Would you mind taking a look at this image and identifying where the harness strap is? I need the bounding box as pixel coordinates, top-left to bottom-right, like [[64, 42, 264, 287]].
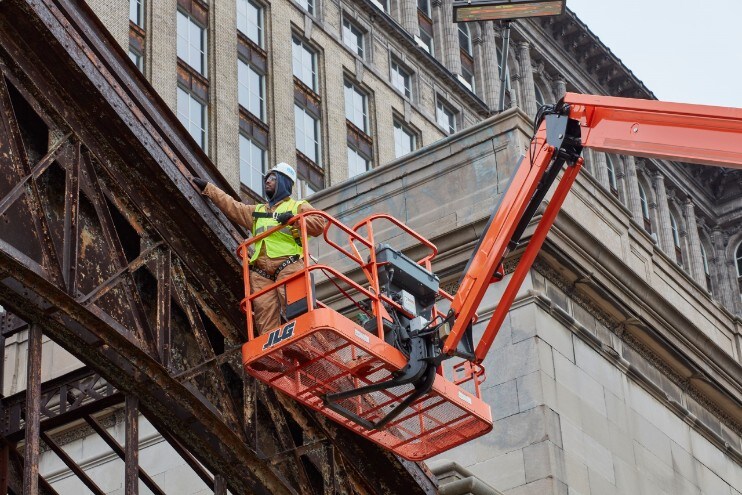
[[252, 212, 274, 219], [250, 255, 301, 282]]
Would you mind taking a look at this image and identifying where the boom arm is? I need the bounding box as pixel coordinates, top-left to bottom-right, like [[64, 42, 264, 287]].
[[443, 92, 742, 363]]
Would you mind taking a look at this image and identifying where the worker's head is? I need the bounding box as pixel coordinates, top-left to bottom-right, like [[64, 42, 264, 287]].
[[264, 162, 296, 206]]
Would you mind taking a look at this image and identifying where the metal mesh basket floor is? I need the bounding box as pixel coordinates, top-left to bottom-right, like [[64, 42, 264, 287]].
[[243, 311, 492, 461]]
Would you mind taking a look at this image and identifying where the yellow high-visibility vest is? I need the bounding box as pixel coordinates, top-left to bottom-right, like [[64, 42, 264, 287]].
[[250, 199, 305, 263]]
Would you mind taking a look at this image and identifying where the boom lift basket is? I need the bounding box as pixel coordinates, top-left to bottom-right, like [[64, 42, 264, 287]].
[[239, 212, 492, 461]]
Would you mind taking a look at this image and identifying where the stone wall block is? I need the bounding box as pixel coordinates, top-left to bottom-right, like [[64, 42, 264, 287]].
[[468, 449, 526, 492], [483, 378, 520, 420], [523, 440, 567, 485], [553, 351, 607, 416]]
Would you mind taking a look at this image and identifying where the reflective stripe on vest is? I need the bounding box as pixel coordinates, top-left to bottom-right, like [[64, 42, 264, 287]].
[[250, 199, 306, 263]]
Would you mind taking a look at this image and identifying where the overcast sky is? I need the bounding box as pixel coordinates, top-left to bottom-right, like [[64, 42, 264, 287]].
[[565, 0, 742, 108]]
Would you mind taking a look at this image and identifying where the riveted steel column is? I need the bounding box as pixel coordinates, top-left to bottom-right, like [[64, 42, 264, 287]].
[[215, 475, 227, 495], [22, 323, 42, 495], [125, 395, 139, 495]]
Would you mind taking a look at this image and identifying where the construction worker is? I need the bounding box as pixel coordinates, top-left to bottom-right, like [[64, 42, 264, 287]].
[[192, 162, 326, 336]]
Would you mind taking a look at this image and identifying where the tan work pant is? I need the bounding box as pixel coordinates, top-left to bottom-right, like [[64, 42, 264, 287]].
[[249, 256, 305, 335]]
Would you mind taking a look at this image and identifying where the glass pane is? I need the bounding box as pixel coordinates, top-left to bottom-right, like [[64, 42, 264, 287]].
[[292, 38, 316, 90], [238, 60, 264, 120], [347, 147, 368, 178], [344, 82, 367, 132], [237, 0, 262, 46], [295, 105, 319, 164], [240, 134, 265, 192], [129, 0, 142, 25], [177, 12, 188, 62], [177, 87, 189, 124], [394, 121, 415, 158]]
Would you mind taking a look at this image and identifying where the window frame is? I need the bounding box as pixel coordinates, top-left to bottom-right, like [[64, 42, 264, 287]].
[[239, 133, 267, 194], [238, 58, 265, 122], [237, 0, 264, 47], [344, 80, 369, 134], [670, 212, 683, 265], [177, 9, 208, 76], [606, 154, 618, 197], [436, 97, 457, 135], [390, 58, 412, 99], [294, 103, 322, 166], [296, 0, 315, 16], [177, 86, 208, 150], [347, 145, 370, 178], [130, 0, 144, 27], [638, 182, 651, 233], [342, 15, 365, 59], [393, 119, 417, 158], [292, 35, 318, 92], [700, 242, 712, 293]]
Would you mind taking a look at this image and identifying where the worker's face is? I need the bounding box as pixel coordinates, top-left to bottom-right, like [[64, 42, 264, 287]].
[[264, 173, 277, 195]]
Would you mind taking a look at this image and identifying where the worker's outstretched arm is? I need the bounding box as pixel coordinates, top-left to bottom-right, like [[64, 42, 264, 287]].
[[200, 182, 256, 230]]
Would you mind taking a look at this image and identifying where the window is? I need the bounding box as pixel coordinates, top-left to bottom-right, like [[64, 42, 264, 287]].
[[177, 87, 207, 149], [342, 16, 364, 58], [292, 36, 317, 91], [436, 98, 457, 134], [700, 243, 712, 293], [295, 104, 321, 165], [606, 155, 618, 196], [458, 24, 472, 56], [391, 59, 412, 99], [130, 0, 144, 27], [670, 213, 682, 265], [238, 59, 264, 121], [417, 0, 430, 16], [394, 120, 416, 158], [128, 48, 144, 71], [177, 11, 207, 75], [417, 30, 434, 54], [370, 0, 388, 12], [417, 3, 434, 55], [496, 45, 511, 91], [237, 0, 263, 47], [296, 180, 316, 200], [535, 85, 545, 109], [347, 146, 369, 178], [296, 0, 314, 15], [458, 23, 475, 91], [639, 183, 651, 233], [344, 81, 368, 133], [735, 242, 742, 297], [239, 134, 266, 192]]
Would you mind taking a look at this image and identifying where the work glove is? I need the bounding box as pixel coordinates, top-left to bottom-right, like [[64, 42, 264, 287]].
[[192, 177, 208, 192], [275, 212, 294, 224]]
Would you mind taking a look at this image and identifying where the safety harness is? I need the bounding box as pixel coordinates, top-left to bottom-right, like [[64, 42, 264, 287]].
[[250, 210, 302, 281]]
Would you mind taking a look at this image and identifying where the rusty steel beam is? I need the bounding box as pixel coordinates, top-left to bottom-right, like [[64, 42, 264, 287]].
[[125, 395, 139, 495], [85, 414, 165, 495], [1, 366, 121, 442], [22, 323, 42, 495], [40, 431, 107, 495]]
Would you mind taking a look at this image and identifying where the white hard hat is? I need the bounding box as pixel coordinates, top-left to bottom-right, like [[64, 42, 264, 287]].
[[266, 162, 297, 184]]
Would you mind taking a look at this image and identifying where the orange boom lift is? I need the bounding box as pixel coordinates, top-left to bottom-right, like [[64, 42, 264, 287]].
[[239, 93, 742, 460]]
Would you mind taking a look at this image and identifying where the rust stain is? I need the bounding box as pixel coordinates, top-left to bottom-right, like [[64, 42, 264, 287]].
[[79, 226, 93, 258]]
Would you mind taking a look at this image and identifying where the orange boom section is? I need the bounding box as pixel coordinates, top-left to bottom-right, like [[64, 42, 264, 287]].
[[238, 212, 492, 461]]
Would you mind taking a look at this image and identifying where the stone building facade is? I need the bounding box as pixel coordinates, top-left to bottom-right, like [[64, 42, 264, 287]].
[[2, 0, 740, 493]]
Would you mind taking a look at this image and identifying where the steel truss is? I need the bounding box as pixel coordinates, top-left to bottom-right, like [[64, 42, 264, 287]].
[[0, 0, 436, 493]]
